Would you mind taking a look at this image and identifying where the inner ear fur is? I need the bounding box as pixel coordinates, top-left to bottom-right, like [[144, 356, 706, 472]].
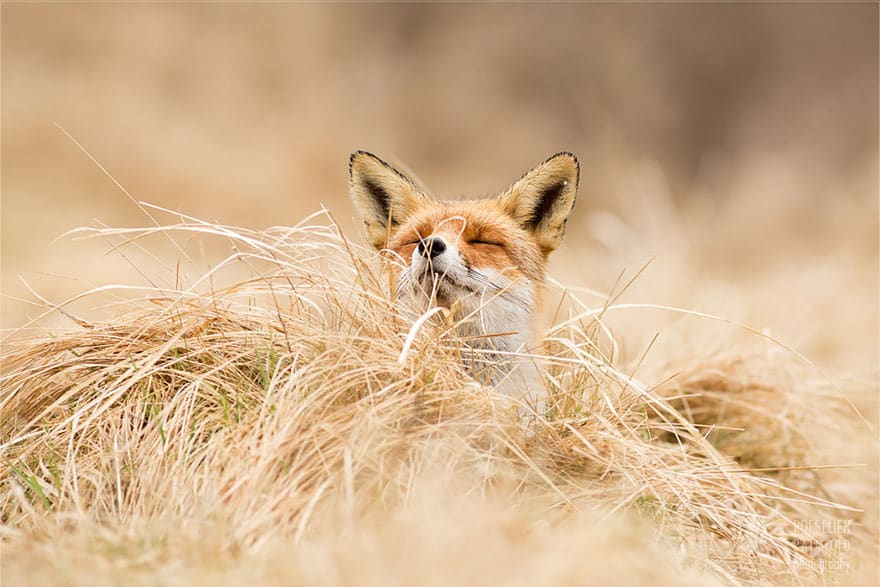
[[349, 151, 427, 249], [497, 152, 579, 256]]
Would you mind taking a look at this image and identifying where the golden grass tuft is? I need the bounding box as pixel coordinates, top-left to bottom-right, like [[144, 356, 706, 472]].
[[1, 211, 875, 585]]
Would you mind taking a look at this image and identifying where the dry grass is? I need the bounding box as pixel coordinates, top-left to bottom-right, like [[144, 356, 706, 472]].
[[1, 4, 875, 585], [2, 210, 875, 585]]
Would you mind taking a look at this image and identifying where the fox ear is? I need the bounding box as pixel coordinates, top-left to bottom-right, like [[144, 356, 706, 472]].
[[349, 151, 427, 250], [498, 152, 579, 255]]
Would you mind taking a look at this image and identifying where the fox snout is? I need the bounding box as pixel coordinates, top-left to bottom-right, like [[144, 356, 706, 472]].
[[416, 236, 447, 259], [412, 234, 456, 281]]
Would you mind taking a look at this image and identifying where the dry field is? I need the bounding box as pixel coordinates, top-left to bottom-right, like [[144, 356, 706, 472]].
[[2, 4, 878, 586]]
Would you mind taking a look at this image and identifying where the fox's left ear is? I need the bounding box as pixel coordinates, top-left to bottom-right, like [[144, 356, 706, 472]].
[[349, 151, 428, 250], [498, 152, 579, 255]]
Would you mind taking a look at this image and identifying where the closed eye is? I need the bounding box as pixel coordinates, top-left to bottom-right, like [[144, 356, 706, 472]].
[[470, 239, 504, 247], [398, 235, 422, 246]]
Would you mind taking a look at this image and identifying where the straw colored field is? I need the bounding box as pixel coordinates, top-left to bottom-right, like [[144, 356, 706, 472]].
[[2, 4, 877, 586]]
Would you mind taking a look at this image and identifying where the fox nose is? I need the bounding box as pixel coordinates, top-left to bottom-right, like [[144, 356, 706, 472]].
[[417, 236, 446, 258]]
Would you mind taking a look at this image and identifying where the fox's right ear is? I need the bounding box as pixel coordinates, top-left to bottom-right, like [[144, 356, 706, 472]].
[[498, 152, 579, 256], [349, 151, 427, 250]]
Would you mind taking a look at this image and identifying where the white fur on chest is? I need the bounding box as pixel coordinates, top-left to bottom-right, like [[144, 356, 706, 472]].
[[396, 248, 544, 407]]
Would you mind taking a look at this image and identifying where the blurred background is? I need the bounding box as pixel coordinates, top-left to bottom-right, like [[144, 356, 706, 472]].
[[2, 3, 877, 376]]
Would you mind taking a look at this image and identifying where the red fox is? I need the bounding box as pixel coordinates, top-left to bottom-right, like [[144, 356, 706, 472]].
[[349, 151, 578, 408]]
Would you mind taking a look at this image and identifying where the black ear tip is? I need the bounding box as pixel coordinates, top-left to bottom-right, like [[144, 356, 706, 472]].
[[349, 150, 379, 173], [545, 152, 579, 187], [546, 151, 578, 167], [348, 149, 375, 167]]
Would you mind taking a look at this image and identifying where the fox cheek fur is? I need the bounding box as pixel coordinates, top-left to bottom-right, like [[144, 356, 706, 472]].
[[348, 150, 578, 403]]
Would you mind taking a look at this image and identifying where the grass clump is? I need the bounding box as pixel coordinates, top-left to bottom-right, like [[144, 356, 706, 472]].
[[1, 210, 874, 586]]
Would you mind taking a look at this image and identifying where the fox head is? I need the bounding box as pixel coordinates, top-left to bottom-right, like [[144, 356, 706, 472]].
[[349, 150, 578, 359]]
